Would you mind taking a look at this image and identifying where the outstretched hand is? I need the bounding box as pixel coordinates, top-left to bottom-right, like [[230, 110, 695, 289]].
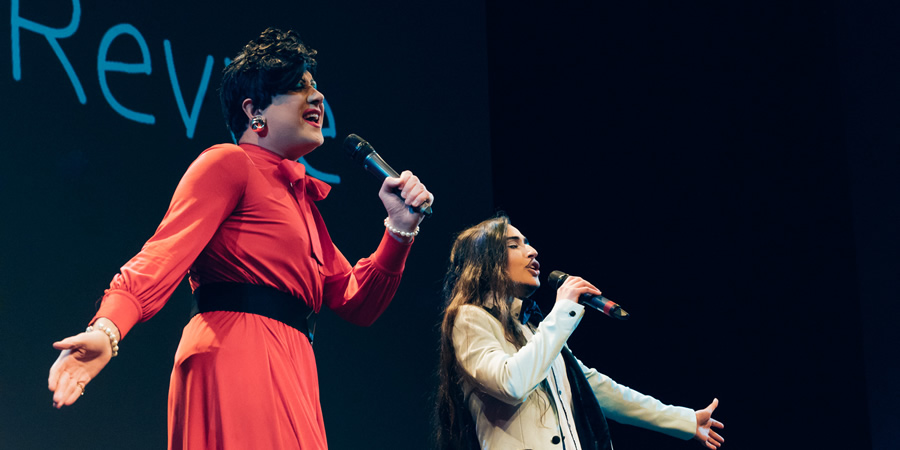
[[694, 398, 725, 449], [48, 330, 113, 409]]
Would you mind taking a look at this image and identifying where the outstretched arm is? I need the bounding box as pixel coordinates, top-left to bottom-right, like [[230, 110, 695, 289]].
[[694, 398, 725, 449], [49, 145, 248, 408]]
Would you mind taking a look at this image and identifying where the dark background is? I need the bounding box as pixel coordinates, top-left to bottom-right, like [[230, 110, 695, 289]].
[[1, 1, 896, 449]]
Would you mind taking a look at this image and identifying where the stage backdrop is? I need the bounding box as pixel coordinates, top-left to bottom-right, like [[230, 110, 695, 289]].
[[487, 2, 895, 450], [3, 1, 899, 450], [0, 1, 491, 448]]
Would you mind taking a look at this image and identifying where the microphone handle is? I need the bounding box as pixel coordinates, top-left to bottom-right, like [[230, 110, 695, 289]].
[[580, 293, 630, 320], [363, 152, 400, 178], [363, 152, 433, 217]]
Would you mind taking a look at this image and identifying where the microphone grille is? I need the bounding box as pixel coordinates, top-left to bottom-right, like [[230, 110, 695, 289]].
[[343, 134, 373, 162], [547, 270, 568, 288]]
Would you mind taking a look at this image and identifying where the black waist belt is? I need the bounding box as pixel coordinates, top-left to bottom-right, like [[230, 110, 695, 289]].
[[191, 282, 317, 344]]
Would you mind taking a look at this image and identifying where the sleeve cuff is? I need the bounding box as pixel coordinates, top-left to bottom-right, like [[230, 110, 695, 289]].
[[539, 300, 584, 336], [372, 229, 413, 274], [92, 290, 143, 339], [548, 300, 585, 321], [673, 406, 699, 440]]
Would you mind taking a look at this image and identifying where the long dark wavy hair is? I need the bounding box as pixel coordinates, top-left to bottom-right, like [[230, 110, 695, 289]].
[[435, 215, 530, 450], [220, 27, 318, 136]]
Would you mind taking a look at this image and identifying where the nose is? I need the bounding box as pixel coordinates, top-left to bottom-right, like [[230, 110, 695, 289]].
[[308, 87, 324, 106], [527, 244, 538, 259]]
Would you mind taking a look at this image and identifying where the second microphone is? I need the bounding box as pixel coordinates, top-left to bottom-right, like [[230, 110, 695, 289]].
[[548, 270, 630, 320]]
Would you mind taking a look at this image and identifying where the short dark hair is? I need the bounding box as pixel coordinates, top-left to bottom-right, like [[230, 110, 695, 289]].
[[220, 27, 318, 136]]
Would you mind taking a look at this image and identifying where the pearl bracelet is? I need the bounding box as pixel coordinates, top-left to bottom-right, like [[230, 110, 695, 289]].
[[384, 217, 419, 238], [87, 323, 119, 357]]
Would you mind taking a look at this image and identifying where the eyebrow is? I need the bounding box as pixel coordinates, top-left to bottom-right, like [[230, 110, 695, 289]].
[[506, 236, 529, 245]]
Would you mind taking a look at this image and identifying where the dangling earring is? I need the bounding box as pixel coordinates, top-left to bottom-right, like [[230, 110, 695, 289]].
[[250, 115, 266, 133]]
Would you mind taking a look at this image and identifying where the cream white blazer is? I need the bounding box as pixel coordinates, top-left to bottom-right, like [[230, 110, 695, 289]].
[[452, 299, 696, 449]]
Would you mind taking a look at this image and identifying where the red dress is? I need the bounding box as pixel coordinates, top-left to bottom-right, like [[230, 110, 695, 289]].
[[93, 143, 412, 449]]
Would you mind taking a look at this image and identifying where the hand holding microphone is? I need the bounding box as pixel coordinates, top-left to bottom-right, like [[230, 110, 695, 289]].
[[548, 270, 630, 320], [344, 134, 433, 217]]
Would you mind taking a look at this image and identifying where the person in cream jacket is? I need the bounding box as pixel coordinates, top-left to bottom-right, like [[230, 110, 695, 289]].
[[436, 216, 724, 450]]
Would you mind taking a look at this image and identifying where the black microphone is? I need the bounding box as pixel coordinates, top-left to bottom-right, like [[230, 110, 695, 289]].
[[343, 134, 433, 217], [547, 270, 630, 320]]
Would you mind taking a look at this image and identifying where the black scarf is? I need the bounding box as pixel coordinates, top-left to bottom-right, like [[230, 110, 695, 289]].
[[520, 298, 613, 450]]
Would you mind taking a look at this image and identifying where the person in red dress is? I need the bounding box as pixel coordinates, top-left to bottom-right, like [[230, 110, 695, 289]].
[[47, 27, 433, 449]]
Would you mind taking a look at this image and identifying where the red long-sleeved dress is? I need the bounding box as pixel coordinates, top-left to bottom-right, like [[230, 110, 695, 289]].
[[93, 143, 412, 449]]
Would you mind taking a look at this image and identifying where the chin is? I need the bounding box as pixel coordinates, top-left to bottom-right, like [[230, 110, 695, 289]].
[[515, 282, 540, 298]]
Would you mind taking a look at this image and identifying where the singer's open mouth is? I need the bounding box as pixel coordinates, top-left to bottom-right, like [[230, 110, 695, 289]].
[[303, 109, 321, 127]]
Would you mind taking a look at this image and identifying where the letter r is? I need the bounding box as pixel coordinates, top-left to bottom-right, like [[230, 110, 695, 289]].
[[11, 0, 86, 103]]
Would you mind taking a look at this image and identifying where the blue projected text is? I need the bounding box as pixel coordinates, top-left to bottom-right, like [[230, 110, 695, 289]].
[[10, 0, 340, 182]]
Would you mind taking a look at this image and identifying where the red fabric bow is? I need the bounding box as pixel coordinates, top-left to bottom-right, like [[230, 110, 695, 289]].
[[277, 159, 331, 265]]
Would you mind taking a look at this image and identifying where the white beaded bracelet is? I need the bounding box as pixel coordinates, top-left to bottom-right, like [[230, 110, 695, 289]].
[[87, 324, 119, 357], [384, 217, 419, 238]]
